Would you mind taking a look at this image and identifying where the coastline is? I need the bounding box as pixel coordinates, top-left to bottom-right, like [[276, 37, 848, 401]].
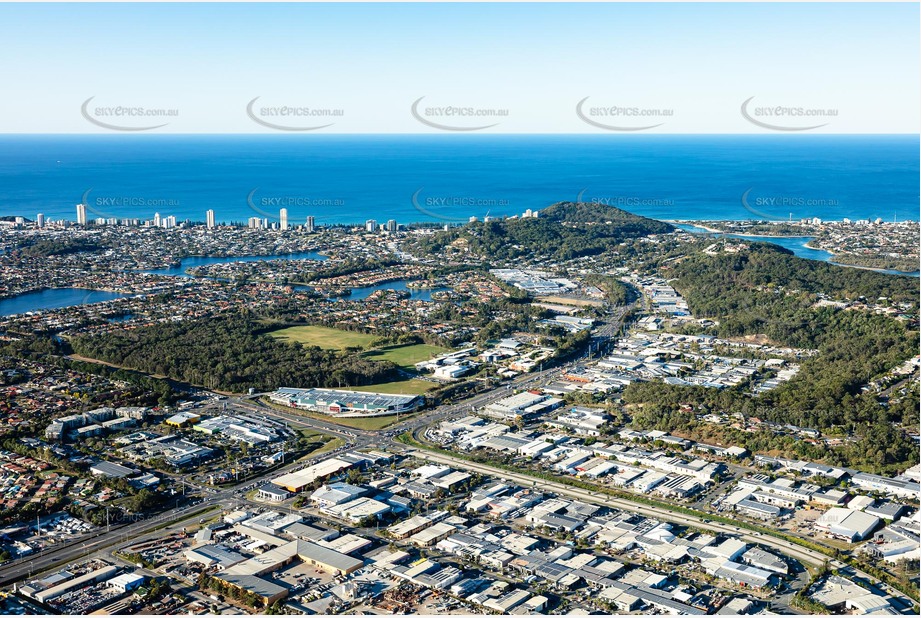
[[802, 240, 919, 274], [670, 221, 812, 238], [675, 222, 920, 277]]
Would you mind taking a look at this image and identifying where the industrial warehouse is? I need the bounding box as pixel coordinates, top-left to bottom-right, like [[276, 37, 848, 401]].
[[211, 539, 364, 605], [268, 388, 423, 418]]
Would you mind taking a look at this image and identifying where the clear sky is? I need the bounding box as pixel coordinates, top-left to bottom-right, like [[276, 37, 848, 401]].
[[0, 2, 917, 133]]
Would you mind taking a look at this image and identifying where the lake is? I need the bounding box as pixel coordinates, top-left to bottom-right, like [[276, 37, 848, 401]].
[[0, 288, 130, 317], [141, 251, 328, 277]]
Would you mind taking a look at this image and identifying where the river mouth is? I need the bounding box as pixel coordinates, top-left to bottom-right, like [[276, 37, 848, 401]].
[[676, 224, 920, 277]]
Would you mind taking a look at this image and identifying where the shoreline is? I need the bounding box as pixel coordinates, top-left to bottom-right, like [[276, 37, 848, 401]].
[[676, 222, 920, 276], [670, 221, 814, 238], [803, 240, 920, 274]]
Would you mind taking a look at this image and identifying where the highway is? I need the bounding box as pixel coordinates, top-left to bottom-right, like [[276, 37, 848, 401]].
[[408, 447, 831, 569], [0, 501, 214, 588], [404, 446, 917, 608], [6, 308, 909, 608], [0, 313, 621, 587], [0, 430, 353, 588]]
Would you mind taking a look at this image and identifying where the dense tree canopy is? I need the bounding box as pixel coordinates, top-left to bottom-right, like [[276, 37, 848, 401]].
[[623, 244, 920, 473], [406, 202, 673, 261], [15, 237, 104, 257], [71, 314, 399, 393]]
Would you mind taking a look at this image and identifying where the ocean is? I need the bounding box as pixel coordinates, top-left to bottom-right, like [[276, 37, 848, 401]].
[[0, 135, 917, 226]]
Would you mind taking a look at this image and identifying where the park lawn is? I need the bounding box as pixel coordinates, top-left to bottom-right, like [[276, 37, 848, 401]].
[[361, 343, 449, 368], [343, 378, 437, 395], [269, 325, 378, 350]]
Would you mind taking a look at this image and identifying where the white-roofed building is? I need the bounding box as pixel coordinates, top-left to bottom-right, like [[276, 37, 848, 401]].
[[815, 508, 880, 542]]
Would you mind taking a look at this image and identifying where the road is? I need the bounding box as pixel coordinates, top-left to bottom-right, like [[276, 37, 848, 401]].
[[407, 447, 833, 570], [0, 312, 626, 587], [406, 446, 916, 608], [0, 428, 353, 588], [6, 309, 909, 608], [0, 501, 212, 587]]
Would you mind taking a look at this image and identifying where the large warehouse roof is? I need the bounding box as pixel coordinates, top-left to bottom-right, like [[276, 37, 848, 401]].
[[816, 508, 880, 541], [272, 458, 354, 492], [224, 539, 362, 577], [271, 387, 420, 412], [213, 573, 287, 601]]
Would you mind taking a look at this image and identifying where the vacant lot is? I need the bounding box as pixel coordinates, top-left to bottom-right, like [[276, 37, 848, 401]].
[[344, 378, 437, 395], [312, 413, 420, 431], [269, 325, 378, 350], [297, 430, 344, 460], [362, 343, 449, 368], [271, 326, 449, 371]]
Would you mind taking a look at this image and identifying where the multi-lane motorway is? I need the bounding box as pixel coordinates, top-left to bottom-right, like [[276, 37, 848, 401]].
[[0, 312, 618, 588], [2, 310, 910, 610]]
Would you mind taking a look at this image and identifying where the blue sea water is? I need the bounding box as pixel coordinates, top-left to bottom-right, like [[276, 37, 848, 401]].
[[0, 135, 917, 225]]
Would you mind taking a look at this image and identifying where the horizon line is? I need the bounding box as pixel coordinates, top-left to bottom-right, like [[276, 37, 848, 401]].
[[0, 132, 918, 138]]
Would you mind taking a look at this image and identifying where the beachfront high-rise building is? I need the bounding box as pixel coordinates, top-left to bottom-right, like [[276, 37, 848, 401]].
[[206, 209, 215, 229], [153, 212, 162, 227], [365, 219, 377, 232], [76, 203, 87, 225], [163, 215, 177, 229], [386, 219, 398, 232], [36, 213, 45, 228], [279, 208, 289, 230], [305, 216, 315, 233], [248, 216, 263, 229]]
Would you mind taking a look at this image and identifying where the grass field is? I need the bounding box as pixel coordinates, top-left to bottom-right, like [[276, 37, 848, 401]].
[[270, 327, 448, 369], [311, 413, 418, 431], [343, 378, 437, 395], [361, 343, 449, 368], [269, 325, 378, 350]]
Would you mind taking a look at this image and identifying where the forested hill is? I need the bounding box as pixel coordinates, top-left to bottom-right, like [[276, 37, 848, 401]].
[[405, 202, 673, 261], [623, 242, 919, 473], [539, 201, 674, 229], [665, 242, 919, 320]]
